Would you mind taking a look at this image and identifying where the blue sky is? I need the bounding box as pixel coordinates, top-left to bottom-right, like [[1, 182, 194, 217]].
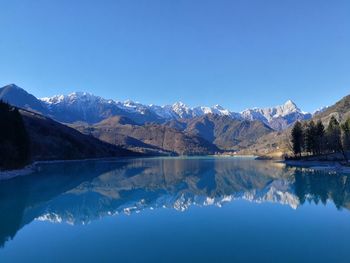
[[1, 0, 349, 112]]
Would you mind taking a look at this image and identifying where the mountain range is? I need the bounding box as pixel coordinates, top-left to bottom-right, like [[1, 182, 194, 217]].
[[0, 84, 312, 130], [1, 83, 339, 160]]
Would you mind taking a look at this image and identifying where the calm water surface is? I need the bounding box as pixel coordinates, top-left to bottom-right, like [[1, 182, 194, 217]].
[[1, 157, 350, 263]]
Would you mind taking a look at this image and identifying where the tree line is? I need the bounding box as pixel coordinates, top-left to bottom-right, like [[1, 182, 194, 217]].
[[291, 116, 350, 161]]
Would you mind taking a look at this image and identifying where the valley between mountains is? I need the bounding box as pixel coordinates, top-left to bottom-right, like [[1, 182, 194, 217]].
[[1, 83, 346, 169]]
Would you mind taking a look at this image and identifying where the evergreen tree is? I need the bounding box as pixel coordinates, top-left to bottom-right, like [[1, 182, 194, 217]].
[[341, 118, 350, 151], [304, 121, 317, 155], [326, 116, 342, 153], [325, 116, 348, 161], [315, 120, 325, 155], [291, 121, 304, 157]]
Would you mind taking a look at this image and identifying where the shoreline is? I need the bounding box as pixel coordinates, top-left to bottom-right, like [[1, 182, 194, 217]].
[[0, 156, 145, 181], [3, 155, 348, 182], [0, 164, 36, 181], [282, 160, 350, 174], [0, 154, 259, 181]]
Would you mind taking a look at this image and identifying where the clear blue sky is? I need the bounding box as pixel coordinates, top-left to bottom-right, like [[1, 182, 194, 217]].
[[1, 0, 349, 112]]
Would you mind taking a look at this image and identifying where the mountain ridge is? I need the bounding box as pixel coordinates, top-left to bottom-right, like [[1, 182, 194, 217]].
[[0, 84, 311, 130], [0, 84, 327, 159], [72, 115, 220, 155], [39, 92, 312, 130]]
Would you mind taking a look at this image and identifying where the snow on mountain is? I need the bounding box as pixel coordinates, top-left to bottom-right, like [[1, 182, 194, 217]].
[[148, 104, 175, 119], [40, 92, 123, 123], [39, 92, 310, 129], [241, 100, 312, 130], [171, 101, 193, 118], [115, 99, 151, 115], [194, 104, 233, 117], [242, 100, 300, 121], [128, 101, 237, 120], [149, 102, 241, 120], [42, 91, 113, 108], [313, 105, 329, 115]]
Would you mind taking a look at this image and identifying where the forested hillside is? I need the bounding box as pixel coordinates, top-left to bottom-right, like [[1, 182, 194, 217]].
[[0, 101, 30, 169]]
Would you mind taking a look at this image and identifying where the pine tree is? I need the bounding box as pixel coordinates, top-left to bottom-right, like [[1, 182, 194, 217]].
[[315, 120, 325, 155], [326, 116, 342, 153], [291, 121, 304, 157], [341, 118, 350, 151], [305, 121, 317, 155]]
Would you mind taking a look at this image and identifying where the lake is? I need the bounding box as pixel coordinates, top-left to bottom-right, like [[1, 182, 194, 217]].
[[0, 156, 350, 263]]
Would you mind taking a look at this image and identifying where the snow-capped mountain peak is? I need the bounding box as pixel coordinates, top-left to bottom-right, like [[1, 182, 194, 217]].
[[284, 99, 296, 106], [214, 104, 224, 110], [41, 91, 106, 105], [240, 99, 311, 130], [171, 102, 192, 118], [40, 94, 65, 104], [115, 99, 151, 115], [192, 104, 231, 117], [172, 101, 190, 111], [278, 100, 300, 115], [38, 90, 310, 130]]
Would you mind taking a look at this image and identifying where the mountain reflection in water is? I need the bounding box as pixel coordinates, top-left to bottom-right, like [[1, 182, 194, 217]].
[[0, 157, 349, 247]]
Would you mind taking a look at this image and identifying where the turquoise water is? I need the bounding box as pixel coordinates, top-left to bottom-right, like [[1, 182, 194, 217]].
[[1, 157, 350, 263]]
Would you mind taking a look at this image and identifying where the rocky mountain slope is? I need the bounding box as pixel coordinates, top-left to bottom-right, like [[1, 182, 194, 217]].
[[20, 109, 138, 162], [313, 94, 350, 123], [73, 116, 219, 155], [183, 114, 274, 151], [72, 113, 274, 154]]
